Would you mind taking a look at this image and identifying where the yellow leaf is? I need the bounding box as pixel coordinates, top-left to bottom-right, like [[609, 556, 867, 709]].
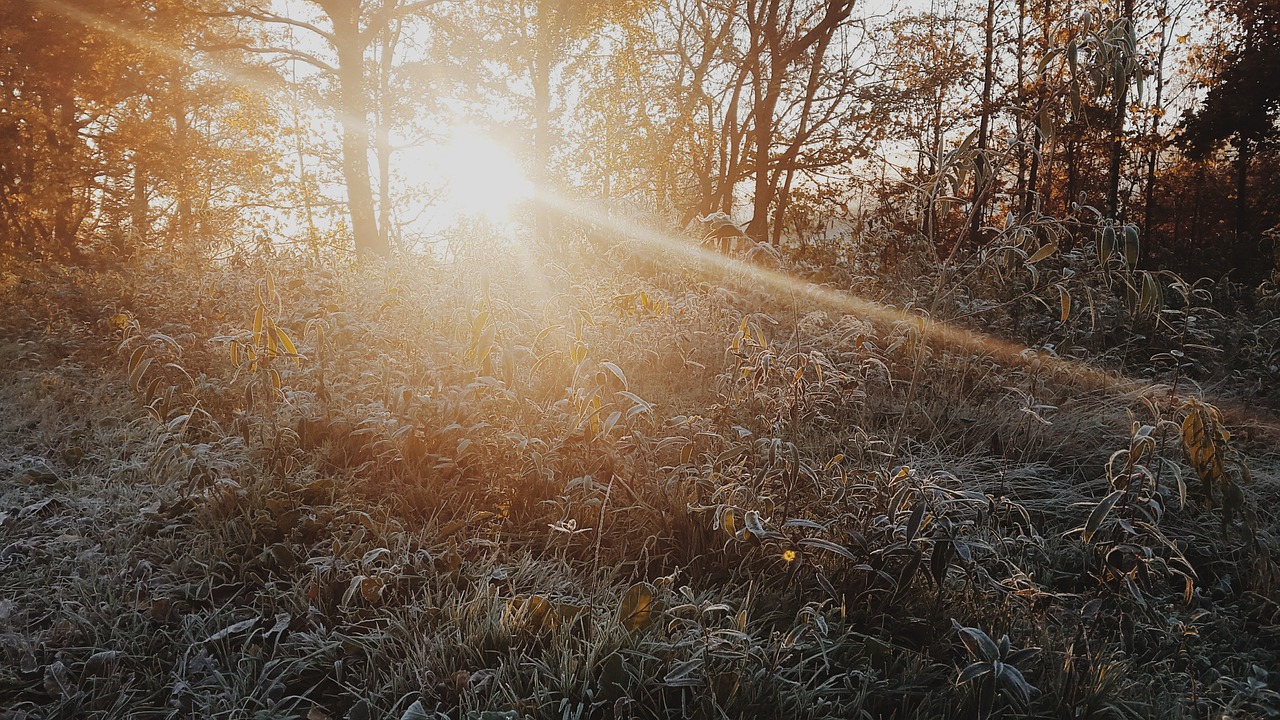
[[722, 507, 737, 538], [129, 357, 153, 393], [359, 575, 384, 603], [277, 327, 298, 361], [503, 595, 554, 635], [618, 582, 660, 631], [253, 304, 264, 345], [1027, 243, 1058, 264]]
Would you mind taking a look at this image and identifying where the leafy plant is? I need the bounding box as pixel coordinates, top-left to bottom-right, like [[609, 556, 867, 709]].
[[954, 622, 1041, 720]]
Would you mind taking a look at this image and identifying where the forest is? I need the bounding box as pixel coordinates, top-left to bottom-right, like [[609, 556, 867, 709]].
[[1, 0, 1279, 718]]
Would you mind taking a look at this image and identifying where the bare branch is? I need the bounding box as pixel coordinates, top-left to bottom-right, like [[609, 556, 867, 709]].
[[360, 0, 448, 45], [204, 5, 337, 44], [199, 41, 338, 75]]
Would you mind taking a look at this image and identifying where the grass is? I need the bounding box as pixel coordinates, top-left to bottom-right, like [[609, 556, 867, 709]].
[[0, 232, 1278, 719]]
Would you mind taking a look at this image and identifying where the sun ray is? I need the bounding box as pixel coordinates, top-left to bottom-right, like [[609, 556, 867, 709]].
[[535, 190, 1280, 435], [38, 0, 293, 100]]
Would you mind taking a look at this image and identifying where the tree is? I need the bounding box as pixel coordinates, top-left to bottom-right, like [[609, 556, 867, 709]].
[[450, 0, 649, 247], [740, 0, 858, 243], [0, 0, 278, 259], [1179, 0, 1280, 278], [204, 0, 446, 257], [0, 0, 126, 257]]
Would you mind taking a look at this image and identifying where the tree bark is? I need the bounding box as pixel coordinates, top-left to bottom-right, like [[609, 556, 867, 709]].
[[375, 22, 398, 252], [1233, 135, 1252, 276], [1141, 0, 1168, 241], [746, 0, 782, 243], [328, 2, 387, 258], [532, 35, 553, 248], [1105, 0, 1134, 219], [969, 0, 997, 245], [131, 156, 149, 248]]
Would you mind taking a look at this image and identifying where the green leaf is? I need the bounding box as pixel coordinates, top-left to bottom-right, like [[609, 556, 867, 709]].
[[957, 625, 999, 661], [204, 617, 257, 643], [399, 700, 436, 720], [128, 345, 146, 375], [930, 541, 954, 585], [1123, 225, 1140, 268], [1001, 664, 1037, 707], [958, 662, 993, 684], [743, 509, 768, 538], [1098, 225, 1116, 265], [347, 700, 371, 720], [1007, 647, 1041, 665], [903, 503, 925, 544], [798, 537, 857, 562], [1139, 272, 1162, 315], [1083, 489, 1125, 544]]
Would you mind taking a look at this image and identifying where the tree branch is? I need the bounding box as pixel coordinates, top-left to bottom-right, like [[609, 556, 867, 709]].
[[204, 6, 337, 44], [198, 41, 339, 75]]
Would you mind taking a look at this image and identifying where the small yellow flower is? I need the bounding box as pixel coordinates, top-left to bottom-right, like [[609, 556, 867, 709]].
[[782, 549, 798, 563]]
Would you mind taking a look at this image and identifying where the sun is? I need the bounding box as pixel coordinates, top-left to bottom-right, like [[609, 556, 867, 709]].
[[437, 126, 532, 223]]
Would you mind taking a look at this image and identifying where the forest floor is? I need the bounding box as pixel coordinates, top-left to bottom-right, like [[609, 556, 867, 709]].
[[1, 243, 1279, 720]]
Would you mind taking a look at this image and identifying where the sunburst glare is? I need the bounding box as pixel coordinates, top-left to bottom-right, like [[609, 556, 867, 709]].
[[436, 126, 532, 224]]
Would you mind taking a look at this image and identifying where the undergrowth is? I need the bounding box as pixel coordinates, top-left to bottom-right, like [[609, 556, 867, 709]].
[[0, 233, 1278, 720]]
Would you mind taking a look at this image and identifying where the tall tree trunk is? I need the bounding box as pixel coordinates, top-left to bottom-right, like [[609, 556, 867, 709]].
[[51, 100, 83, 260], [1105, 0, 1134, 219], [375, 22, 398, 252], [969, 0, 997, 245], [330, 6, 387, 258], [287, 66, 318, 256], [174, 107, 193, 242], [1014, 0, 1028, 207], [532, 34, 553, 248], [1141, 0, 1168, 241], [746, 0, 782, 243], [716, 62, 750, 214], [1024, 0, 1052, 215], [1233, 135, 1252, 276], [772, 26, 834, 247], [926, 41, 946, 244], [131, 156, 148, 249]]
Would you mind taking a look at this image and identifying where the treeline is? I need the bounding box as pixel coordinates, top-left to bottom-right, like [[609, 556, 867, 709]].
[[1, 0, 1277, 280]]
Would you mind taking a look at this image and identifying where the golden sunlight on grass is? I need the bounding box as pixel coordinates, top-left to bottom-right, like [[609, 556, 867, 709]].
[[543, 192, 1280, 437], [7, 0, 1280, 716]]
